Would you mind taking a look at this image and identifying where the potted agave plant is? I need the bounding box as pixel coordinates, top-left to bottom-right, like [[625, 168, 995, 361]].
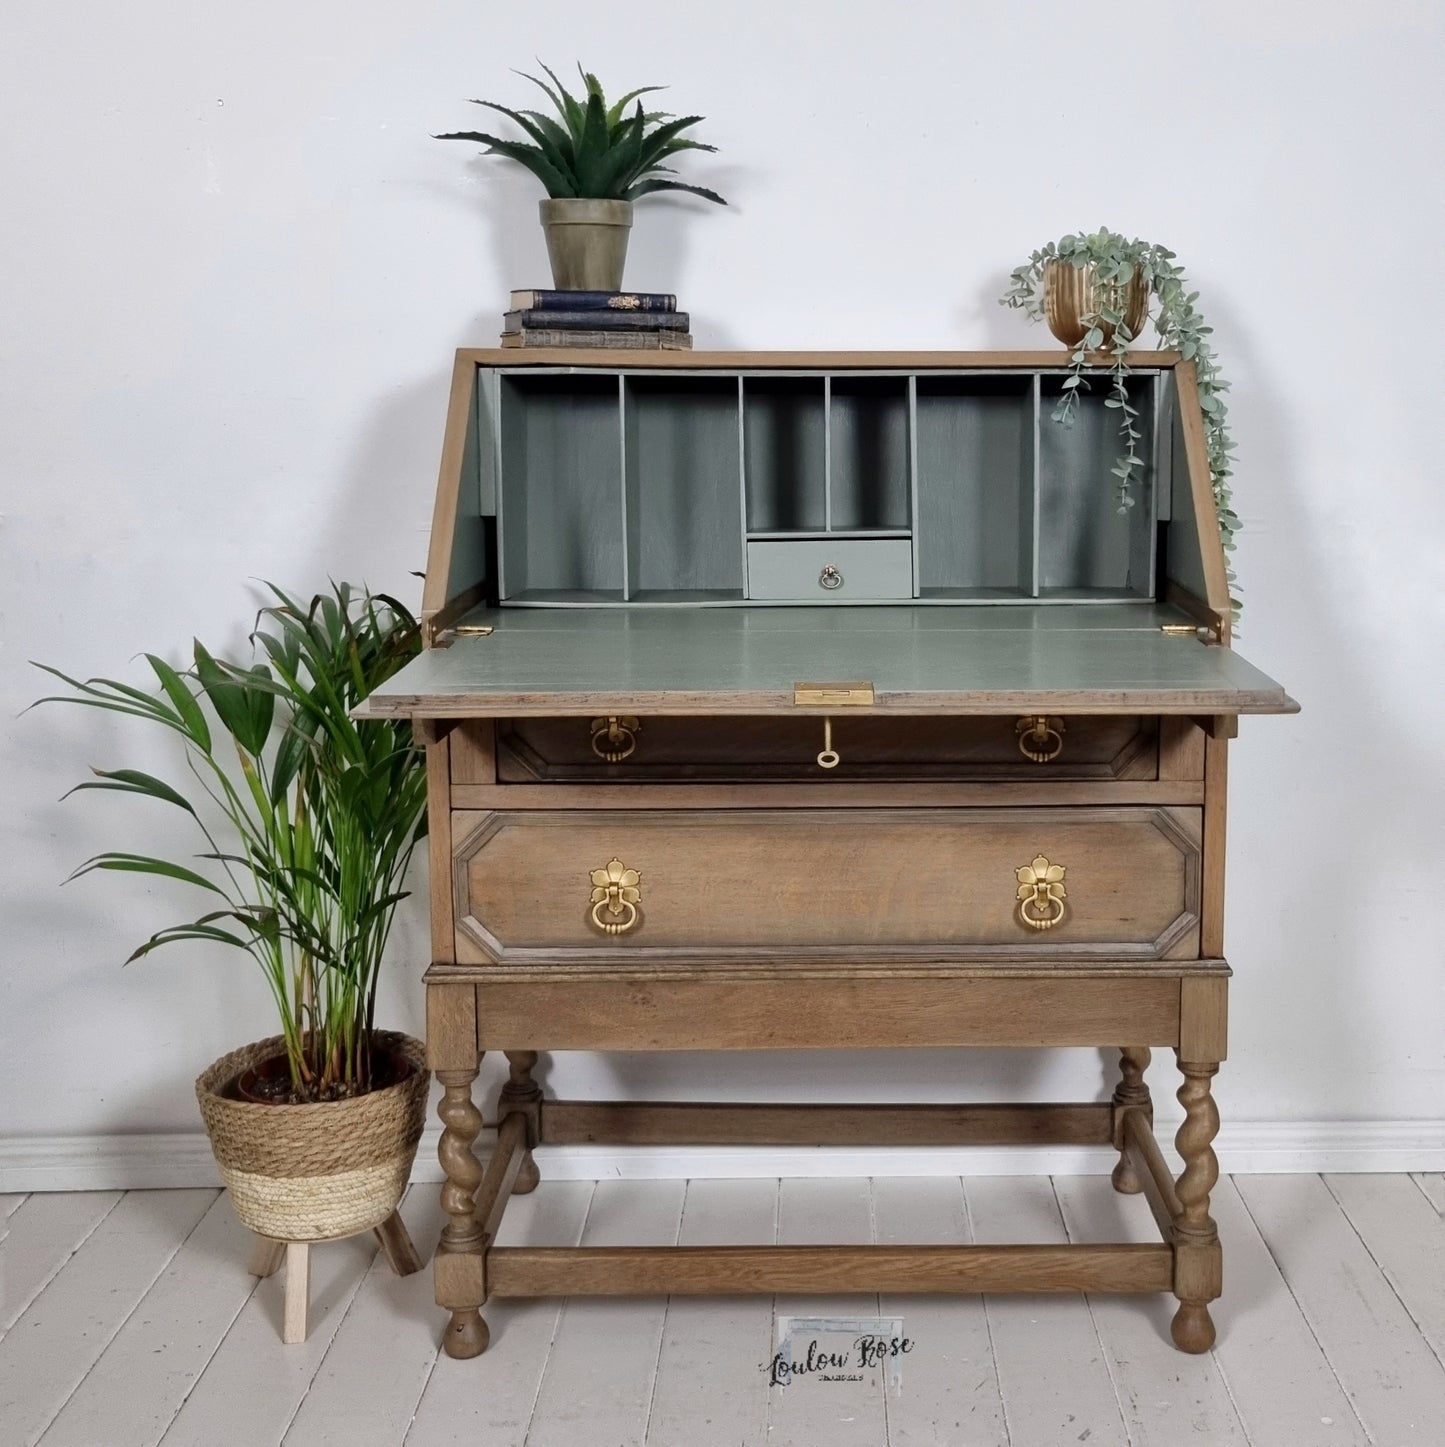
[[1001, 228, 1242, 616], [436, 62, 726, 291], [34, 583, 430, 1246]]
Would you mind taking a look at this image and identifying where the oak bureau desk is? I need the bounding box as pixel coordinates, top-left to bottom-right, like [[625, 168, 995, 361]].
[[359, 348, 1297, 1360]]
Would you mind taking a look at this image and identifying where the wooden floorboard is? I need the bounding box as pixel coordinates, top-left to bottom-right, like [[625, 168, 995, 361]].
[[1326, 1174, 1445, 1371], [645, 1177, 776, 1446], [0, 1189, 216, 1447], [157, 1218, 379, 1446], [1207, 1179, 1368, 1446], [8, 1174, 1445, 1445], [766, 1176, 888, 1447], [521, 1178, 685, 1447], [281, 1188, 446, 1447], [37, 1193, 257, 1447], [1, 1190, 121, 1336], [965, 1174, 1128, 1447], [875, 1175, 1008, 1447], [1235, 1173, 1445, 1447], [1053, 1173, 1248, 1444], [1411, 1173, 1445, 1215], [403, 1179, 595, 1447]]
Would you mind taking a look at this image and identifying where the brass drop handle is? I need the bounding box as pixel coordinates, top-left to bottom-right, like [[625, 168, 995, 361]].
[[1016, 715, 1066, 763], [589, 857, 642, 935], [816, 716, 840, 769], [1016, 854, 1068, 931], [590, 715, 641, 763], [819, 564, 844, 591]]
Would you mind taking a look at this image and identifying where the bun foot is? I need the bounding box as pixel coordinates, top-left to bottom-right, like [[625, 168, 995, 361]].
[[1171, 1301, 1216, 1354], [444, 1308, 490, 1359], [514, 1152, 541, 1195], [1111, 1156, 1143, 1194]]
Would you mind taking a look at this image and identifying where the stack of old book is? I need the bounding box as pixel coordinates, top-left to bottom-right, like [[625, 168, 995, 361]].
[[501, 289, 692, 349]]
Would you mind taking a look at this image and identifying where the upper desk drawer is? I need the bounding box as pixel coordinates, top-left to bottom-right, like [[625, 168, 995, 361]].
[[494, 715, 1159, 783]]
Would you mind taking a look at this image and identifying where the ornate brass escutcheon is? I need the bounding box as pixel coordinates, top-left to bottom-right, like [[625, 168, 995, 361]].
[[590, 715, 641, 763], [1016, 714, 1066, 763], [588, 857, 642, 935], [1015, 854, 1068, 931]]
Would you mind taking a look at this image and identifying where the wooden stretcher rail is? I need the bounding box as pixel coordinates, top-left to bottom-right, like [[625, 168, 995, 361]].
[[473, 1112, 526, 1246], [485, 1243, 1176, 1296], [1123, 1106, 1184, 1243], [539, 1100, 1115, 1147]]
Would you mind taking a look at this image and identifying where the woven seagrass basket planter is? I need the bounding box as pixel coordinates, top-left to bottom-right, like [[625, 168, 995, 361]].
[[196, 1031, 429, 1242]]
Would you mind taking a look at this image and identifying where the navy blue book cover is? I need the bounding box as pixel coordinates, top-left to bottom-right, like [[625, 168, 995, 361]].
[[509, 289, 678, 312], [504, 309, 689, 332]]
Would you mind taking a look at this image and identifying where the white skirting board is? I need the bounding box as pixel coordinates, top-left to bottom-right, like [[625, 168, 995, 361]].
[[2, 1121, 1444, 1192]]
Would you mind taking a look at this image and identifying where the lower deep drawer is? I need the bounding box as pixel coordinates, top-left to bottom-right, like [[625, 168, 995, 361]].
[[452, 806, 1201, 964]]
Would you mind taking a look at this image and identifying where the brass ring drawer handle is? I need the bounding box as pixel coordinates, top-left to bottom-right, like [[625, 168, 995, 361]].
[[819, 565, 844, 591], [590, 715, 641, 763], [1016, 715, 1066, 763], [1016, 854, 1068, 931], [589, 858, 642, 935]]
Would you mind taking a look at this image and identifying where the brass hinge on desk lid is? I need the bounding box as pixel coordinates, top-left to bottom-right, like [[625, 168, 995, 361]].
[[422, 618, 493, 648], [793, 681, 875, 706], [1161, 623, 1219, 642]]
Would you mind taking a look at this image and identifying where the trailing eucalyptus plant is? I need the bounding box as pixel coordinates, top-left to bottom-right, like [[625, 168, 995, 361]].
[[435, 61, 726, 205], [1001, 229, 1241, 613], [32, 583, 427, 1102]]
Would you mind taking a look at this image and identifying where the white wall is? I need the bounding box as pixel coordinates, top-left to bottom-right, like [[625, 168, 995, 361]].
[[3, 1, 1444, 1182]]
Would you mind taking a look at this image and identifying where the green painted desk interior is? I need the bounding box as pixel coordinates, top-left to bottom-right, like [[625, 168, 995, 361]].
[[364, 603, 1296, 717]]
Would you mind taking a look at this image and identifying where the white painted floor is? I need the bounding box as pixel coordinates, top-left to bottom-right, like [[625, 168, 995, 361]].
[[2, 1173, 1444, 1446]]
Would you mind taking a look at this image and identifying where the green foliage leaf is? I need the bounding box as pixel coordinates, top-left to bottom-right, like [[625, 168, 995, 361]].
[[67, 851, 225, 894], [624, 178, 727, 205], [439, 64, 723, 203], [431, 131, 577, 197], [192, 641, 269, 755], [64, 768, 197, 816], [145, 655, 210, 752]]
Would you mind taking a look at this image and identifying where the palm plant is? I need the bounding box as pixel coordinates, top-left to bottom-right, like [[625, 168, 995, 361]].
[[435, 61, 726, 205], [33, 583, 428, 1101]]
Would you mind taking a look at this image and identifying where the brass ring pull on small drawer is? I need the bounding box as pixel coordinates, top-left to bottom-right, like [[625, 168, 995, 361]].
[[1016, 854, 1068, 931], [819, 564, 843, 591], [589, 858, 642, 935], [590, 715, 641, 763], [1016, 715, 1066, 763]]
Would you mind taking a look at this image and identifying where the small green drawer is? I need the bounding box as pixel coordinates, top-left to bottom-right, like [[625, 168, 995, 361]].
[[746, 538, 914, 601]]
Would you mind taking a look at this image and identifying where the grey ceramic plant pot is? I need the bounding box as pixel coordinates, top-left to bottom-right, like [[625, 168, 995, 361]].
[[539, 198, 633, 291]]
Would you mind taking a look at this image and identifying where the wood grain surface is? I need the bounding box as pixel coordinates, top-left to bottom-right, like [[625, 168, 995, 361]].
[[453, 805, 1201, 963]]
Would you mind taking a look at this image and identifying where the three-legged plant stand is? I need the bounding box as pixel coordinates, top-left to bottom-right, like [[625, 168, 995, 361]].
[[247, 1210, 422, 1344]]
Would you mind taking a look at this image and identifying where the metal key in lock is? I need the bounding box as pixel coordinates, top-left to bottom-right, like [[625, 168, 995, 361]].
[[816, 716, 840, 769]]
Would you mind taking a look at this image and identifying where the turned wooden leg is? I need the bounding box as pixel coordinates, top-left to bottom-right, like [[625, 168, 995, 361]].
[[373, 1209, 423, 1276], [1110, 1045, 1153, 1194], [1171, 1057, 1222, 1353], [501, 1049, 542, 1194], [247, 1235, 285, 1279], [436, 1064, 489, 1358], [282, 1242, 310, 1344]]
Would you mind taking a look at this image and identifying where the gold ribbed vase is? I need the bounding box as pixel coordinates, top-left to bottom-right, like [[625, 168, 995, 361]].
[[1043, 259, 1149, 349]]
